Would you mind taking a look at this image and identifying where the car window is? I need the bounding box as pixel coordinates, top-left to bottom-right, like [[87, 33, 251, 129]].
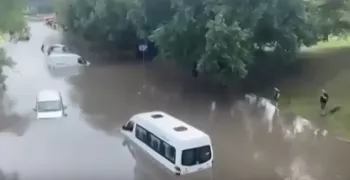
[[37, 100, 62, 112]]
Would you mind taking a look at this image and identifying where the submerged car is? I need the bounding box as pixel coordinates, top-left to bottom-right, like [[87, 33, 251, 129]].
[[33, 89, 67, 119]]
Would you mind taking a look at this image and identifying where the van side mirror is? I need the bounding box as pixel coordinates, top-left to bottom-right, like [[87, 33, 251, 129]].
[[122, 125, 128, 130], [78, 58, 86, 65], [32, 108, 36, 112]]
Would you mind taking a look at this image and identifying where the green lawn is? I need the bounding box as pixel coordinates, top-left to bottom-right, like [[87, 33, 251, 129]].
[[278, 38, 350, 138]]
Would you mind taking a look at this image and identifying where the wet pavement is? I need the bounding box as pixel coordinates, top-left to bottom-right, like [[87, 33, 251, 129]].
[[0, 22, 349, 180]]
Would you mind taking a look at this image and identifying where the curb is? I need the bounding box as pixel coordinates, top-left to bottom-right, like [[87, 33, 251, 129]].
[[335, 137, 350, 143]]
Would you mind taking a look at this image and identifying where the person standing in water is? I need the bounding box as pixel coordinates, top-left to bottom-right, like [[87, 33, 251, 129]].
[[273, 87, 280, 106], [320, 89, 329, 116]]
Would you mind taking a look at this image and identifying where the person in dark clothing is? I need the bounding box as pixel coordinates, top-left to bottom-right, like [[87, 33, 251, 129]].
[[273, 87, 280, 106], [320, 89, 329, 116], [9, 31, 14, 41], [192, 62, 198, 78]]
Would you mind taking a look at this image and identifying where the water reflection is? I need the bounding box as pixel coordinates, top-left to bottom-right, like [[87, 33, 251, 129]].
[[0, 170, 18, 180]]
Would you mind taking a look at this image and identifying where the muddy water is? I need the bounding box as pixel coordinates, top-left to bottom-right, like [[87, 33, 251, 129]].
[[0, 22, 348, 180]]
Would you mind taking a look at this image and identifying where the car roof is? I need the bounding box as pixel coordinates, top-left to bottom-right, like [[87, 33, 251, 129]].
[[133, 111, 209, 141], [37, 89, 61, 102]]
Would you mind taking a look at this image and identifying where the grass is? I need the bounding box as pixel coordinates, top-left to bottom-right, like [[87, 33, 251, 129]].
[[277, 37, 350, 138]]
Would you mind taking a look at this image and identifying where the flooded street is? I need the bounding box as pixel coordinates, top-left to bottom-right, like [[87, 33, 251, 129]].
[[0, 22, 349, 180]]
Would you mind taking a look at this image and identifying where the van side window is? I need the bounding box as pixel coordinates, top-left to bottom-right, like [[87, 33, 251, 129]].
[[136, 125, 148, 143], [135, 125, 176, 164], [150, 134, 161, 152], [162, 142, 176, 163]]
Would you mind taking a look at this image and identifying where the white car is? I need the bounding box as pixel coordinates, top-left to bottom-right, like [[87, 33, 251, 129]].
[[33, 89, 67, 119]]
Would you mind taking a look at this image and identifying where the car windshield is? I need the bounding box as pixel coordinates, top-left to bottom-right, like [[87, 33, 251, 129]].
[[37, 100, 62, 112], [181, 145, 212, 166]]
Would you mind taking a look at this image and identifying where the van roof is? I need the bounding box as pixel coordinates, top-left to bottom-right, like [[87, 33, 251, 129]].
[[51, 44, 65, 48], [50, 53, 80, 58], [133, 111, 209, 141], [37, 89, 61, 102]]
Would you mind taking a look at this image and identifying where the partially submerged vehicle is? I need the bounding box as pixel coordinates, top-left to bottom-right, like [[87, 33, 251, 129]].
[[121, 111, 214, 176], [41, 44, 90, 78], [33, 89, 67, 119]]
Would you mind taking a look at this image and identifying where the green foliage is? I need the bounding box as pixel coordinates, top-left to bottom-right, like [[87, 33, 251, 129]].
[[0, 0, 26, 32], [55, 0, 138, 49], [0, 0, 22, 87], [55, 0, 350, 82], [0, 49, 15, 89]]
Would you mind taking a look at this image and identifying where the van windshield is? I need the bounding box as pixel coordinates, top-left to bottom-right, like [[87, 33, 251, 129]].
[[37, 100, 62, 112], [181, 145, 212, 166]]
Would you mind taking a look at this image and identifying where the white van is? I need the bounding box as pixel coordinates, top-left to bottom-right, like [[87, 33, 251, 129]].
[[46, 53, 90, 69], [33, 89, 67, 119], [121, 111, 214, 176]]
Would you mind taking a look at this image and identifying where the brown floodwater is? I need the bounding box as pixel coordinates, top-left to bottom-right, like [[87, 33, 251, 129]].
[[0, 22, 348, 180]]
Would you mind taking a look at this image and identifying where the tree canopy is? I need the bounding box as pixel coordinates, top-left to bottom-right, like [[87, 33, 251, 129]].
[[55, 0, 350, 82], [0, 0, 26, 33]]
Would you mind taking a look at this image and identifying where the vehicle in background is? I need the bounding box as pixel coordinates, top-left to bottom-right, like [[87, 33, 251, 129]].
[[44, 17, 57, 29], [33, 89, 67, 119], [121, 111, 214, 176]]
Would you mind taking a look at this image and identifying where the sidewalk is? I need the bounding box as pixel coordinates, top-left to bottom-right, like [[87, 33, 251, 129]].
[[335, 137, 350, 143]]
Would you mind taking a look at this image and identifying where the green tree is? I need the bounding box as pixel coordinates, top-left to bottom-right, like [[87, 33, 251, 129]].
[[55, 0, 137, 49], [126, 0, 175, 38], [0, 0, 26, 33], [148, 0, 324, 82], [55, 0, 350, 83], [0, 0, 22, 89]]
